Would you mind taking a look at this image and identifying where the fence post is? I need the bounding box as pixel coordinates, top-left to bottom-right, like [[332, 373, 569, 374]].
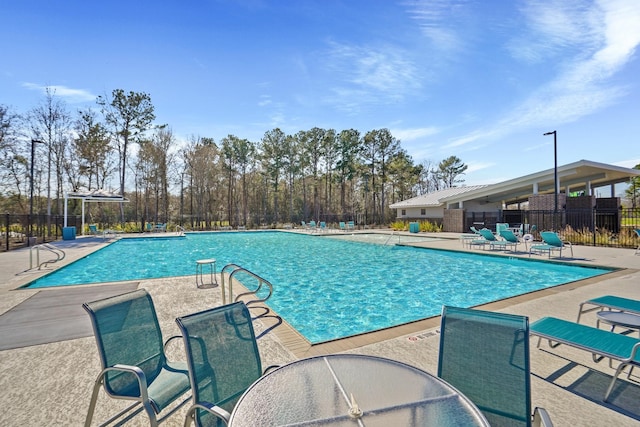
[[4, 213, 8, 252], [592, 207, 597, 246]]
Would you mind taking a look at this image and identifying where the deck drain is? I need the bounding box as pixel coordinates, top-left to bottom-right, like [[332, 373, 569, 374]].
[[407, 330, 438, 342]]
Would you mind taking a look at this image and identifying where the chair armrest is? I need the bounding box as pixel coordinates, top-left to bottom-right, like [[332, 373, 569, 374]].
[[104, 364, 150, 401], [184, 402, 231, 426], [533, 407, 553, 427], [163, 335, 185, 361]]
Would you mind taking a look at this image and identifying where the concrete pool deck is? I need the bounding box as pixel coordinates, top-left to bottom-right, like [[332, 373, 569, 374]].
[[0, 231, 639, 426]]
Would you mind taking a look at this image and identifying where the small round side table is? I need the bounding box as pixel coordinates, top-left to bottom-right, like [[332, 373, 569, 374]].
[[195, 258, 217, 288]]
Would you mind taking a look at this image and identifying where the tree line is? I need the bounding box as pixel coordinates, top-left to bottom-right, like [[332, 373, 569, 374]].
[[0, 88, 470, 229]]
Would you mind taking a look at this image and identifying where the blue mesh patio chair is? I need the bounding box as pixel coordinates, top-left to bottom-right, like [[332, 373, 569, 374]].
[[438, 306, 552, 427], [634, 228, 640, 255], [83, 289, 191, 427], [176, 302, 278, 427]]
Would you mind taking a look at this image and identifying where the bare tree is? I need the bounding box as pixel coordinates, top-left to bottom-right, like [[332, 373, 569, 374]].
[[97, 89, 155, 221], [28, 87, 72, 217]]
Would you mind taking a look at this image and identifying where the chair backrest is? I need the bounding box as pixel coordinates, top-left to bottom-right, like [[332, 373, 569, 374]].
[[496, 223, 509, 236], [83, 289, 166, 397], [634, 228, 640, 238], [89, 224, 98, 233], [438, 306, 532, 427], [176, 302, 263, 426], [500, 229, 519, 243], [540, 231, 563, 247], [478, 228, 497, 241], [470, 226, 480, 234]]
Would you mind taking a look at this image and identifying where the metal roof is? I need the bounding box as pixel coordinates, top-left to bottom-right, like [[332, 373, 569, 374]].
[[389, 185, 488, 208]]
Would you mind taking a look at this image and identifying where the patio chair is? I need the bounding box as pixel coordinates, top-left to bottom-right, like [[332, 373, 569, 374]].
[[175, 302, 277, 427], [635, 228, 640, 255], [88, 224, 100, 236], [339, 221, 346, 231], [438, 306, 552, 427], [83, 289, 191, 427], [529, 231, 573, 258], [531, 316, 640, 402]]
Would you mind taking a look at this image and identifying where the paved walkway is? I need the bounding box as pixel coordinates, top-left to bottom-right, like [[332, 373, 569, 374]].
[[0, 232, 639, 426]]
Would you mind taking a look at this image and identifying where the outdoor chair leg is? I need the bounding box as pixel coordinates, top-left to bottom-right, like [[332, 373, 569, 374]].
[[84, 377, 103, 427]]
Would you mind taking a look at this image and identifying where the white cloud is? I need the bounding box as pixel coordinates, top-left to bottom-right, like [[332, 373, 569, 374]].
[[613, 158, 640, 169], [465, 161, 495, 174], [22, 83, 96, 103], [446, 0, 640, 149], [391, 126, 440, 141], [323, 41, 422, 111], [258, 95, 272, 107], [403, 0, 469, 53]]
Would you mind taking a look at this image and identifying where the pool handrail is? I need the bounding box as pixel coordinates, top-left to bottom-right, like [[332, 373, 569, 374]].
[[29, 243, 66, 270], [220, 263, 281, 338]]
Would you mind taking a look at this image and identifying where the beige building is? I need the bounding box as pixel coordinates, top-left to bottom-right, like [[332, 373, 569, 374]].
[[390, 159, 640, 233]]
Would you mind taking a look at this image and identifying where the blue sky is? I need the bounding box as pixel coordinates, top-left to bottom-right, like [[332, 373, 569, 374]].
[[2, 0, 639, 189]]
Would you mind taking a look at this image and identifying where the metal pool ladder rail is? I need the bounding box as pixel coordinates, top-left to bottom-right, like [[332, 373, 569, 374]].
[[220, 263, 282, 338], [29, 243, 66, 270]]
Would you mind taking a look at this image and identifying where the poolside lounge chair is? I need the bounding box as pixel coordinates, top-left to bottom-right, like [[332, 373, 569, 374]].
[[635, 229, 640, 255], [154, 223, 167, 232], [346, 220, 355, 231], [499, 229, 521, 252], [83, 289, 191, 427], [530, 316, 640, 402], [460, 227, 481, 247], [339, 221, 346, 232], [577, 295, 640, 322], [477, 228, 516, 251], [496, 222, 509, 236], [529, 231, 573, 258], [175, 302, 277, 427], [88, 224, 100, 236], [438, 306, 552, 426]]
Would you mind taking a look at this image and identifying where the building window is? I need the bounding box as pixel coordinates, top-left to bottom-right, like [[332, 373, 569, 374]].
[[401, 209, 406, 216], [421, 208, 426, 216]]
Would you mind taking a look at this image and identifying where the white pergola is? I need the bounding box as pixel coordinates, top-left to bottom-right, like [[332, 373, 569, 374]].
[[64, 190, 129, 235]]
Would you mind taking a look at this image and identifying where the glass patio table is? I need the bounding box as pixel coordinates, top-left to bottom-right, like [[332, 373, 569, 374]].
[[229, 354, 490, 426]]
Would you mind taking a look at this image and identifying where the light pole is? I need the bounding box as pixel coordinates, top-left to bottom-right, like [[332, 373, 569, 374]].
[[543, 130, 558, 229], [29, 139, 45, 246]]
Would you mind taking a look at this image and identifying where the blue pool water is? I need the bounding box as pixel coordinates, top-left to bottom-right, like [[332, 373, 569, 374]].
[[27, 232, 610, 343]]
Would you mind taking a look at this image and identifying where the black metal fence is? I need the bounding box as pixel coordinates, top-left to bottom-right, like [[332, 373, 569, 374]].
[[465, 207, 640, 249], [3, 207, 639, 252], [1, 214, 84, 252]]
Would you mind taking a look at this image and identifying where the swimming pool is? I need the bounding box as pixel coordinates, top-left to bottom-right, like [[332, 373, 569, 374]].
[[27, 232, 610, 343]]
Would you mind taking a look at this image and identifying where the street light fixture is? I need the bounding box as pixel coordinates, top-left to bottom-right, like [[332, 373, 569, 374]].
[[28, 139, 45, 246], [543, 130, 558, 229]]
